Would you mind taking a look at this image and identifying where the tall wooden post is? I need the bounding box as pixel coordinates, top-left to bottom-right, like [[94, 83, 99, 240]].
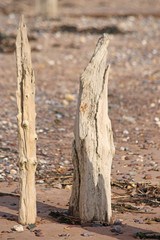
[[69, 34, 115, 223], [16, 16, 37, 225], [36, 0, 58, 18]]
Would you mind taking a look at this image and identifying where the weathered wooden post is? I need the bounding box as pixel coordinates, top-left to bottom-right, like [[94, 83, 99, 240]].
[[69, 34, 115, 223], [36, 0, 58, 18], [16, 15, 37, 225]]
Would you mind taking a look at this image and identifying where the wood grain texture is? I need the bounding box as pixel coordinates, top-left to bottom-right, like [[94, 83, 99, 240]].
[[69, 34, 115, 223], [16, 15, 37, 225]]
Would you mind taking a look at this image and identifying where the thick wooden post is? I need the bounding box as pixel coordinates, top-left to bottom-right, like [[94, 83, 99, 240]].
[[36, 0, 58, 18], [16, 16, 37, 225], [69, 34, 115, 223]]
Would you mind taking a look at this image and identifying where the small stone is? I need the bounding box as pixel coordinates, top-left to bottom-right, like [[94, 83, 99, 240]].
[[81, 232, 94, 237], [64, 160, 70, 164], [62, 100, 69, 106], [47, 59, 55, 66], [12, 225, 24, 232], [123, 116, 135, 123], [38, 129, 44, 133], [134, 219, 144, 224], [150, 103, 156, 108], [149, 161, 156, 167], [53, 184, 62, 189], [39, 159, 47, 164], [144, 174, 152, 180], [0, 174, 4, 179], [59, 233, 70, 237], [65, 185, 72, 190], [56, 114, 63, 119], [114, 220, 122, 225], [65, 94, 76, 101], [121, 156, 129, 161], [92, 222, 103, 227], [10, 169, 17, 175], [58, 128, 65, 132], [129, 171, 136, 176], [154, 117, 159, 122], [156, 176, 160, 179], [111, 225, 123, 234], [36, 180, 44, 184], [123, 130, 129, 135], [7, 174, 14, 180], [120, 147, 129, 151], [27, 224, 37, 230], [143, 207, 151, 213], [34, 229, 44, 237]]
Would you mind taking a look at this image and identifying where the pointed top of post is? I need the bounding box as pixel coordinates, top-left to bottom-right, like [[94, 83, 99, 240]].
[[16, 14, 32, 74], [91, 34, 109, 62], [16, 14, 28, 44], [18, 15, 25, 29]]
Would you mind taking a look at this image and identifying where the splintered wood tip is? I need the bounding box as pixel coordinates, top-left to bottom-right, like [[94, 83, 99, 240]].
[[19, 15, 25, 29]]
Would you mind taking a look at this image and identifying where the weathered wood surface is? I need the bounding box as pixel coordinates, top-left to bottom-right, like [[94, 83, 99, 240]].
[[36, 0, 58, 18], [69, 34, 115, 223], [16, 16, 37, 225]]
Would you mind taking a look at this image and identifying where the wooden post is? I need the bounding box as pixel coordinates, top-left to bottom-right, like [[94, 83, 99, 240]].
[[36, 0, 58, 18], [16, 16, 37, 225], [69, 34, 115, 223]]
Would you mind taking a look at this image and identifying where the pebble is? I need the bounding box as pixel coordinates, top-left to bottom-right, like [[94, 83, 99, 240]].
[[111, 225, 123, 234], [59, 233, 70, 237], [81, 232, 94, 237], [10, 169, 17, 175], [7, 174, 14, 180], [121, 155, 129, 161], [120, 147, 129, 151], [154, 117, 159, 122], [92, 222, 103, 227], [149, 161, 156, 167], [53, 184, 62, 189], [27, 224, 37, 230], [58, 128, 65, 132], [114, 220, 122, 225], [12, 225, 24, 232], [36, 180, 44, 184], [123, 130, 129, 135], [65, 185, 72, 190], [34, 229, 44, 237], [134, 219, 144, 224], [39, 159, 47, 164], [64, 160, 70, 164], [65, 94, 76, 101], [123, 116, 135, 123], [56, 114, 63, 119], [150, 103, 156, 108], [144, 174, 152, 180], [129, 171, 137, 176], [62, 100, 69, 106]]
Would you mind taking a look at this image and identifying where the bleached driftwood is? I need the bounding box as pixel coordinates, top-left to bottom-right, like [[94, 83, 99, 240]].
[[69, 34, 115, 223], [36, 0, 58, 18], [16, 16, 37, 225]]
